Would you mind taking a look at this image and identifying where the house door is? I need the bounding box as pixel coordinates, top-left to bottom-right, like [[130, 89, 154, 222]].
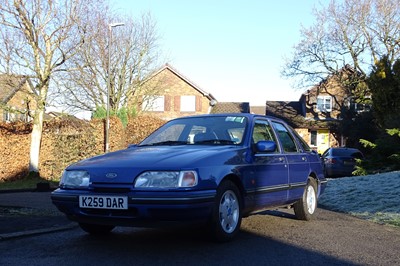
[[317, 130, 330, 154]]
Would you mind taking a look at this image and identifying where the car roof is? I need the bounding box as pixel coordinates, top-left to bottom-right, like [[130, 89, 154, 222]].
[[328, 147, 363, 157], [171, 113, 283, 122], [330, 147, 360, 151]]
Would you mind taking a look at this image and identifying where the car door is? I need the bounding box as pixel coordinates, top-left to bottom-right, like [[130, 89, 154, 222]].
[[251, 119, 289, 207], [270, 121, 310, 201]]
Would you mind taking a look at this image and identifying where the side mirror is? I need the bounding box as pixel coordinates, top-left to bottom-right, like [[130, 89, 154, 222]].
[[256, 140, 277, 153]]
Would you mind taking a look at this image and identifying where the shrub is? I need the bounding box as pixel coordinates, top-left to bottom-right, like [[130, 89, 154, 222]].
[[0, 115, 166, 182], [357, 129, 400, 174]]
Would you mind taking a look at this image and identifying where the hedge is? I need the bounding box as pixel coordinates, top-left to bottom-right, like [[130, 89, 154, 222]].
[[0, 115, 165, 182]]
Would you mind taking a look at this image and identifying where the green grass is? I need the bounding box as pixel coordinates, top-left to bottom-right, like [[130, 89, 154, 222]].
[[0, 175, 59, 191]]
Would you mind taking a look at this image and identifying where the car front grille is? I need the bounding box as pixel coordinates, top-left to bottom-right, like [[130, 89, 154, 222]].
[[92, 187, 131, 193], [81, 208, 138, 218]]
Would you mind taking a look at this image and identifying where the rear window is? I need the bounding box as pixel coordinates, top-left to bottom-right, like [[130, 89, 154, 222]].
[[332, 149, 363, 158]]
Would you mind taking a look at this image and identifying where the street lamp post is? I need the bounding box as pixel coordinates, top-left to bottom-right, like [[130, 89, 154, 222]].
[[106, 22, 124, 153]]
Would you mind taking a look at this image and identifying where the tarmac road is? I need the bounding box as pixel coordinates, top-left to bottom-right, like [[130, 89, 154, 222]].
[[0, 192, 400, 265], [0, 191, 74, 239]]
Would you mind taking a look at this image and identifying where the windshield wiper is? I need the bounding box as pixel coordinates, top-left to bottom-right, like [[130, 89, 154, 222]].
[[139, 141, 188, 146], [194, 139, 235, 145]]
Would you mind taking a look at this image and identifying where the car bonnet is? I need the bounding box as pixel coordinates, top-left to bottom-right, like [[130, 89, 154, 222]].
[[66, 145, 236, 183]]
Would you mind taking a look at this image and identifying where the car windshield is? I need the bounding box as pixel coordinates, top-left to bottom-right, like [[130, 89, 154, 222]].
[[139, 115, 247, 146]]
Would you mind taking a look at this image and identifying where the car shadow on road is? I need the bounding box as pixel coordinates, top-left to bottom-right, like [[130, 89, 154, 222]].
[[69, 220, 357, 265], [255, 208, 299, 220]]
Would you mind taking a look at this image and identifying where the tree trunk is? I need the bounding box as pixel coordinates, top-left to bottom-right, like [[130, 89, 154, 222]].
[[0, 0, 99, 175], [29, 107, 44, 173], [29, 85, 47, 173]]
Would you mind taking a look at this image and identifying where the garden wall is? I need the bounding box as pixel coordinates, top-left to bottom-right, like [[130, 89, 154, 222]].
[[0, 115, 165, 182]]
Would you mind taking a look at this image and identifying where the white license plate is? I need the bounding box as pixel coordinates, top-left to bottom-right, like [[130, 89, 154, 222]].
[[79, 195, 128, 210]]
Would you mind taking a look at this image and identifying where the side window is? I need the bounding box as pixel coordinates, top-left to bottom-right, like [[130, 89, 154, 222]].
[[252, 120, 277, 146], [271, 122, 298, 153], [290, 127, 311, 152]]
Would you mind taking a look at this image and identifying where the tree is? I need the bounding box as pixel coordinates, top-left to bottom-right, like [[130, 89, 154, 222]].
[[345, 57, 400, 173], [0, 0, 100, 173], [53, 12, 161, 117], [282, 0, 400, 94], [367, 56, 400, 128]]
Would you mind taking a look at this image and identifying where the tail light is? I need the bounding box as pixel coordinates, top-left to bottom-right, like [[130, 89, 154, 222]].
[[325, 158, 337, 164]]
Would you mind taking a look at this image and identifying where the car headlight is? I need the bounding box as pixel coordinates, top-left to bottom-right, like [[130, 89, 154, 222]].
[[134, 171, 198, 188], [60, 170, 90, 189]]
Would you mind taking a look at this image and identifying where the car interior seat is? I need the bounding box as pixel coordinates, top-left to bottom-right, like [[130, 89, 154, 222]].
[[194, 132, 215, 143]]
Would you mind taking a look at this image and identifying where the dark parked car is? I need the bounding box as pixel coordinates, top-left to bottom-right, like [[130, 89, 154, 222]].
[[51, 113, 327, 242], [322, 147, 364, 178]]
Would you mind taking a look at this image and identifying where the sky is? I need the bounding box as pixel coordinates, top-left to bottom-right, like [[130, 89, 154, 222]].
[[110, 0, 328, 106]]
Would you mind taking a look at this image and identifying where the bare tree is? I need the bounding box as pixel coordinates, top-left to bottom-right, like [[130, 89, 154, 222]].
[[54, 12, 161, 116], [0, 0, 99, 173], [282, 0, 400, 90]]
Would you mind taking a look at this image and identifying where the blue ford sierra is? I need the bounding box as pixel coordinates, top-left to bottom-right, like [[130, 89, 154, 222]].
[[51, 113, 327, 242]]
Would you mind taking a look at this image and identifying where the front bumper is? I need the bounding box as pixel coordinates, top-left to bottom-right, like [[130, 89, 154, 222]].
[[51, 189, 216, 227]]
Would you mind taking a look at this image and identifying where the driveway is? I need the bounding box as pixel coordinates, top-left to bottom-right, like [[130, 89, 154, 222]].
[[239, 208, 400, 265], [0, 207, 399, 265]]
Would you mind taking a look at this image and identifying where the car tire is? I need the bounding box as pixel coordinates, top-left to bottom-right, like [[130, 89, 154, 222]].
[[294, 178, 318, 221], [79, 223, 115, 235], [210, 180, 242, 242]]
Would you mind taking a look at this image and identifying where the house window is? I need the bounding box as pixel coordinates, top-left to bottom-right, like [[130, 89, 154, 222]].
[[349, 98, 371, 113], [3, 111, 10, 122], [2, 108, 32, 122], [316, 96, 332, 112], [21, 112, 29, 122], [180, 95, 196, 112], [142, 95, 165, 111], [310, 131, 317, 146], [354, 103, 371, 112]]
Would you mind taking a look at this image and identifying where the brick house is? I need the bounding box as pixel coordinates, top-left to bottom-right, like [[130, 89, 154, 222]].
[[134, 64, 217, 120], [0, 74, 36, 122], [266, 67, 370, 154]]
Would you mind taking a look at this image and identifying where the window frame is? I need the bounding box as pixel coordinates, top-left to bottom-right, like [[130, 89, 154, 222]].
[[271, 121, 299, 153], [180, 95, 196, 112], [142, 95, 165, 112], [310, 130, 317, 146], [316, 95, 332, 112]]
